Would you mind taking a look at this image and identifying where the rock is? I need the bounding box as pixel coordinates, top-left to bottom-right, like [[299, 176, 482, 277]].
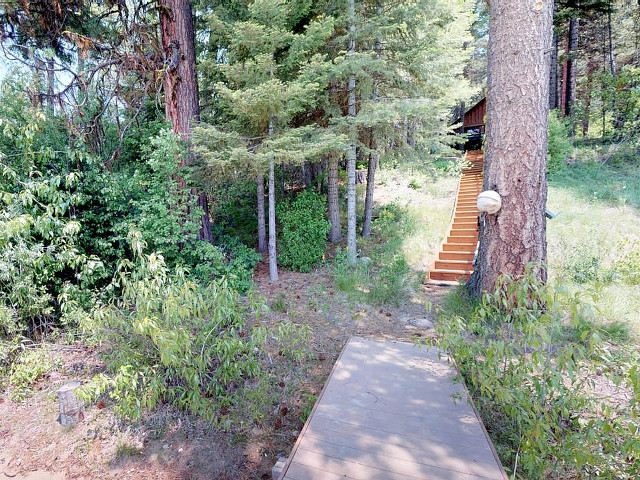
[[272, 456, 287, 480], [358, 256, 373, 266], [405, 317, 434, 329], [57, 381, 84, 426]]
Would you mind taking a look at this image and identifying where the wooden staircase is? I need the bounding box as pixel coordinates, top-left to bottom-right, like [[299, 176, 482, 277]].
[[428, 151, 484, 284]]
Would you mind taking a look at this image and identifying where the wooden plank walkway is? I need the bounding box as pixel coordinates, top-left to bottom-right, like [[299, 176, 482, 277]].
[[279, 337, 508, 480], [428, 150, 484, 284]]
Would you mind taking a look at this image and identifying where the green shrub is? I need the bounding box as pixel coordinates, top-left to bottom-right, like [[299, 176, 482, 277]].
[[277, 191, 330, 272], [434, 268, 639, 479], [547, 110, 572, 173], [368, 255, 412, 306], [79, 232, 309, 428], [8, 346, 55, 401], [615, 238, 640, 285]]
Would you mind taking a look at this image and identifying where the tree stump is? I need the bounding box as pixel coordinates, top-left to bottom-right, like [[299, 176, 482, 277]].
[[57, 381, 84, 426]]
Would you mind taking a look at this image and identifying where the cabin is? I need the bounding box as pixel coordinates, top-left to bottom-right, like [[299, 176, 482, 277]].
[[452, 97, 486, 150]]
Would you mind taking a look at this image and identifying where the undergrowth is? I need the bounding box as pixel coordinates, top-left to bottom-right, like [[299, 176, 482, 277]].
[[79, 232, 311, 430], [332, 204, 417, 307], [434, 268, 639, 479]]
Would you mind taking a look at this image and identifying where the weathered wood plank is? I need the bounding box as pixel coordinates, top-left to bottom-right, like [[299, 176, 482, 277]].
[[280, 337, 507, 480]]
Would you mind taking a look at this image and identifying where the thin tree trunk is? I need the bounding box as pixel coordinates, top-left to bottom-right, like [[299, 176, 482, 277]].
[[608, 6, 617, 76], [346, 0, 357, 264], [268, 116, 278, 281], [361, 150, 378, 237], [46, 58, 55, 113], [549, 31, 559, 110], [560, 29, 569, 117], [362, 14, 381, 239], [327, 155, 342, 243], [565, 17, 579, 135], [582, 57, 596, 137], [467, 0, 552, 296], [257, 174, 267, 253]]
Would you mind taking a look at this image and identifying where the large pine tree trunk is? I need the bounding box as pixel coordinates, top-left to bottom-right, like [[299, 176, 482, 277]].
[[257, 174, 267, 253], [467, 0, 552, 296], [327, 155, 342, 243], [159, 0, 213, 243], [346, 0, 357, 264]]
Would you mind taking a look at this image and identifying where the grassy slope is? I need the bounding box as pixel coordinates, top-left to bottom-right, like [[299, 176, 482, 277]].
[[548, 161, 640, 337]]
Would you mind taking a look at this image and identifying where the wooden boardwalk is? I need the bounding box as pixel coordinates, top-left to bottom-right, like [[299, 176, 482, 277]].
[[428, 151, 484, 284], [279, 337, 507, 480]]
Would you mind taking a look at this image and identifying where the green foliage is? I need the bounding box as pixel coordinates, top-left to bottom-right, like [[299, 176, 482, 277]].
[[118, 129, 259, 291], [7, 346, 56, 401], [434, 268, 640, 479], [367, 255, 412, 307], [277, 191, 330, 272], [561, 241, 614, 285], [547, 110, 573, 173], [614, 238, 640, 285], [331, 204, 417, 306], [0, 118, 102, 336], [80, 232, 310, 427]]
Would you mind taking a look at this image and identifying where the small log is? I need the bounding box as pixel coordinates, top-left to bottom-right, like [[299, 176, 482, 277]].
[[57, 381, 84, 426]]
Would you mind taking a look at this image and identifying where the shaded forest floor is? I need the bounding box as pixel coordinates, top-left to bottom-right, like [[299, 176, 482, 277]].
[[0, 170, 458, 480]]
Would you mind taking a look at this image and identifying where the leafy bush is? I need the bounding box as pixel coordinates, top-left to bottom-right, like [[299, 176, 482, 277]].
[[80, 232, 309, 427], [0, 159, 101, 336], [7, 346, 56, 401], [434, 268, 639, 479], [277, 191, 330, 272], [615, 238, 640, 285], [547, 110, 572, 173]]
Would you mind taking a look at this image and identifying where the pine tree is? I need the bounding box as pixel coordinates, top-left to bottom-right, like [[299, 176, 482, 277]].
[[193, 0, 344, 279]]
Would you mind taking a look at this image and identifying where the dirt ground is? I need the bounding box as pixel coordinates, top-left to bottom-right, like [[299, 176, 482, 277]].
[[0, 172, 456, 480], [0, 261, 449, 480]]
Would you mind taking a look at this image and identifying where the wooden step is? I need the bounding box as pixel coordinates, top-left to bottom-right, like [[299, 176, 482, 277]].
[[434, 259, 473, 270], [442, 242, 476, 251], [439, 251, 474, 261], [429, 269, 472, 282], [452, 222, 477, 230], [449, 229, 477, 237], [448, 235, 477, 244]]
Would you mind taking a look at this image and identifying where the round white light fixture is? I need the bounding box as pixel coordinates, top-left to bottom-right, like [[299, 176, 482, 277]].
[[477, 190, 502, 214]]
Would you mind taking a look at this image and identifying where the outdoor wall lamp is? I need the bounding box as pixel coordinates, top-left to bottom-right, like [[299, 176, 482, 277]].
[[477, 190, 502, 214]]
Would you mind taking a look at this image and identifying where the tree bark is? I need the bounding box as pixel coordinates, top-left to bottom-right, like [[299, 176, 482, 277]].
[[346, 0, 357, 264], [268, 118, 278, 281], [327, 155, 342, 243], [361, 150, 378, 237], [257, 174, 267, 253], [549, 31, 559, 110], [362, 24, 381, 239], [159, 0, 199, 135], [565, 17, 579, 134], [159, 0, 213, 243], [466, 0, 552, 296], [582, 56, 596, 136]]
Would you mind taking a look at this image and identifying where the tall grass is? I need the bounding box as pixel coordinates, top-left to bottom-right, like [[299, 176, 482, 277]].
[[548, 160, 640, 337]]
